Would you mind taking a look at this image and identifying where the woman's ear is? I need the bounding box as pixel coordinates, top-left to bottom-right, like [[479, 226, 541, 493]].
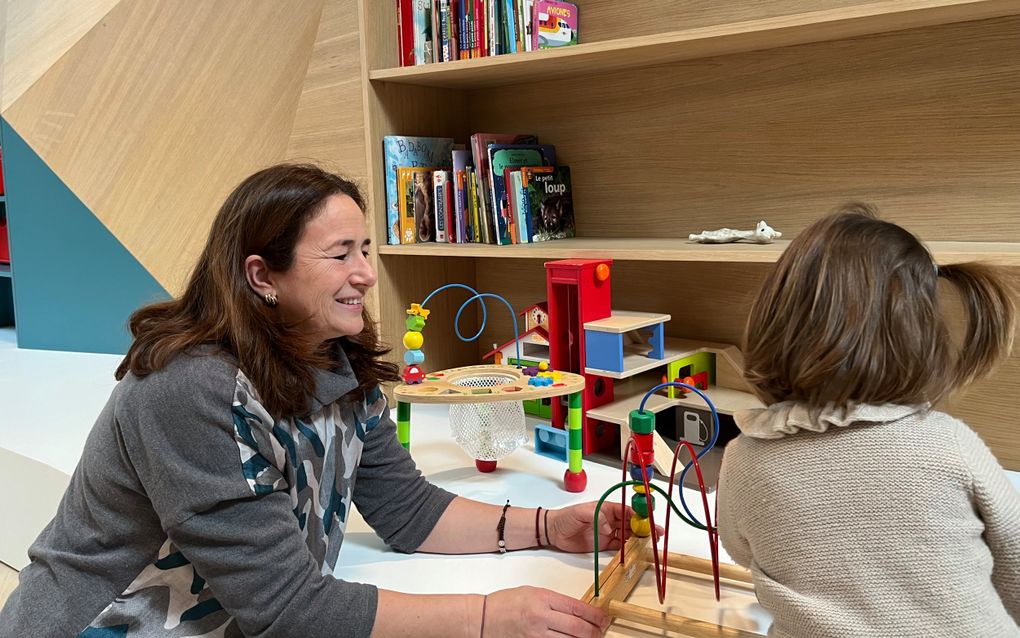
[[244, 255, 275, 297]]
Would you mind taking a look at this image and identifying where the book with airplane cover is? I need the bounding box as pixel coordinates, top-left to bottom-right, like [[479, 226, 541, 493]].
[[533, 0, 578, 49], [383, 136, 454, 244]]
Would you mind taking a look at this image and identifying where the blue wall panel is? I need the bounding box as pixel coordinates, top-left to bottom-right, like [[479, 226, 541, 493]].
[[1, 118, 169, 354]]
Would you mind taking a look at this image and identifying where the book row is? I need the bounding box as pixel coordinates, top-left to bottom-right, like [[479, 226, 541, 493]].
[[396, 0, 578, 66], [383, 134, 575, 246]]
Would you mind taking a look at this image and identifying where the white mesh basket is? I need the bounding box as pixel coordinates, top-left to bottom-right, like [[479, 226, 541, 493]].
[[448, 373, 527, 461]]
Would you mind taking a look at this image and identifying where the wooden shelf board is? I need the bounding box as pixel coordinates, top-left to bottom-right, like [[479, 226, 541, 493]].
[[585, 337, 721, 380], [379, 238, 1020, 265], [587, 381, 763, 425], [584, 310, 671, 334], [672, 385, 764, 415], [369, 0, 1020, 89], [380, 237, 791, 262]]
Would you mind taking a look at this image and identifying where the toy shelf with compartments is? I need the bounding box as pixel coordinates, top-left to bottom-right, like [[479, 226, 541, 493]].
[[357, 0, 1020, 470]]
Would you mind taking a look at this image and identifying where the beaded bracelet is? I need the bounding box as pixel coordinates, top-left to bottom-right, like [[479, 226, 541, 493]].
[[496, 500, 510, 553]]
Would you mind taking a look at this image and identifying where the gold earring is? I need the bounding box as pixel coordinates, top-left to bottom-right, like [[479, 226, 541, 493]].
[[264, 292, 278, 307]]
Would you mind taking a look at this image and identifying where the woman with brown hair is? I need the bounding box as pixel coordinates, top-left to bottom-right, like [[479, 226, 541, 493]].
[[0, 164, 628, 638], [718, 204, 1019, 637]]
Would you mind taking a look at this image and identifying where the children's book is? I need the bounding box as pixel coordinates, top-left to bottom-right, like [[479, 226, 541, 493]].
[[533, 0, 578, 49], [452, 149, 472, 242], [383, 136, 454, 244], [432, 170, 451, 243], [412, 169, 435, 242], [469, 133, 537, 243], [397, 0, 414, 66], [413, 0, 434, 64], [488, 144, 556, 245], [525, 166, 574, 241], [398, 167, 436, 243]]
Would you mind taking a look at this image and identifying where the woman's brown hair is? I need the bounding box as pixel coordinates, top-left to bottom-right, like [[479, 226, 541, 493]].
[[743, 203, 1016, 407], [116, 164, 399, 416]]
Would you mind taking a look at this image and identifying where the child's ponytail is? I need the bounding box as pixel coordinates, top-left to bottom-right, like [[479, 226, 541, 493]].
[[937, 262, 1017, 388]]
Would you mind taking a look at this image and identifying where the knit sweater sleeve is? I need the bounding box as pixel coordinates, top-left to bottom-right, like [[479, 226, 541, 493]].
[[717, 440, 754, 569], [352, 388, 456, 553], [954, 420, 1020, 623]]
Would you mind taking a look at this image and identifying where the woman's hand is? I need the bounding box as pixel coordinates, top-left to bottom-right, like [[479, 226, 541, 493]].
[[482, 586, 610, 637], [546, 501, 662, 553]]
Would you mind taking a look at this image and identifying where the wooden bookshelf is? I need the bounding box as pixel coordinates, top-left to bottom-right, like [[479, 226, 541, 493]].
[[370, 0, 1020, 88], [359, 0, 1020, 469], [380, 238, 1020, 266]]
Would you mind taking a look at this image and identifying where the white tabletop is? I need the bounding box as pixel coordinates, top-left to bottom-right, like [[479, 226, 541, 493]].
[[336, 402, 773, 636]]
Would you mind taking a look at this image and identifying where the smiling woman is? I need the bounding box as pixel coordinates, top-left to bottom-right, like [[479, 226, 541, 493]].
[[0, 164, 624, 638]]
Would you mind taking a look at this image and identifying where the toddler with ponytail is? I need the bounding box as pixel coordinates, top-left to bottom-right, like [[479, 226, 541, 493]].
[[718, 203, 1020, 638]]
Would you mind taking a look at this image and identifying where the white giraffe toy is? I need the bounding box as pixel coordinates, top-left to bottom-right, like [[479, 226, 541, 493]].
[[689, 220, 783, 244]]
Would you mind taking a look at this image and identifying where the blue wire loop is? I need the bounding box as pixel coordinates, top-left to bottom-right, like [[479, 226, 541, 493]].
[[419, 283, 522, 367], [637, 382, 720, 526]]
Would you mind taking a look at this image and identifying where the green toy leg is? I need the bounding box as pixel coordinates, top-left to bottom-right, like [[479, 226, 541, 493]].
[[397, 401, 411, 450], [563, 391, 587, 492]]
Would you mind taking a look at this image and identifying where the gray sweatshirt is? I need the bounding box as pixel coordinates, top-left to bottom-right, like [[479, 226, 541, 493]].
[[718, 402, 1020, 638], [0, 348, 455, 637]]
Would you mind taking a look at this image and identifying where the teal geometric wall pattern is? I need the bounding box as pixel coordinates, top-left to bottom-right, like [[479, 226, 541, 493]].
[[1, 118, 170, 354]]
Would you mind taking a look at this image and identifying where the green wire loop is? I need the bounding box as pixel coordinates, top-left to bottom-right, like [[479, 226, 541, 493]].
[[592, 480, 717, 598]]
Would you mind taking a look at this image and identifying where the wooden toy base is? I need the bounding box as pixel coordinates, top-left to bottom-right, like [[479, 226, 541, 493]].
[[582, 536, 763, 638]]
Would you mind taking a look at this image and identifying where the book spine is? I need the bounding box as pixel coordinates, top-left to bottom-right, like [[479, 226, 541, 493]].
[[433, 171, 447, 242]]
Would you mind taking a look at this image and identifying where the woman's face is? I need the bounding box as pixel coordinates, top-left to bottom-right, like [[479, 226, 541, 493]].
[[271, 194, 376, 343]]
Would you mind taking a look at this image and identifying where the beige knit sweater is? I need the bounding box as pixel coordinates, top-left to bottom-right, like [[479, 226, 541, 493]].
[[718, 403, 1020, 638]]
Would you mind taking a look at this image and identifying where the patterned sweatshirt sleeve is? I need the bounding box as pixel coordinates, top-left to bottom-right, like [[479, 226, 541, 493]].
[[119, 359, 380, 638], [954, 421, 1020, 623], [717, 441, 754, 569], [352, 387, 456, 553]]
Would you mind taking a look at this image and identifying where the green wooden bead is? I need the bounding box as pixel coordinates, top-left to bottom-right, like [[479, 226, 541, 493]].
[[629, 409, 655, 434]]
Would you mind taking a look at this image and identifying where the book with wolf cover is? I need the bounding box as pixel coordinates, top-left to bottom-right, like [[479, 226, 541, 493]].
[[384, 136, 454, 244], [488, 144, 556, 245], [525, 166, 574, 241]]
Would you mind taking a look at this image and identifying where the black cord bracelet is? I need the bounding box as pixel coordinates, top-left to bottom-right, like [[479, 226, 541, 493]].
[[496, 499, 510, 554]]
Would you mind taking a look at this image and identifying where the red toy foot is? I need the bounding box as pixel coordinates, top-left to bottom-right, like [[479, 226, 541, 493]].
[[475, 459, 498, 473], [563, 469, 587, 492]]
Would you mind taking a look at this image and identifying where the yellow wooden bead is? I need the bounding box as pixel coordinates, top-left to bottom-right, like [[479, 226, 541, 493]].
[[403, 331, 424, 349], [630, 515, 651, 537], [538, 361, 549, 371], [632, 484, 646, 494]]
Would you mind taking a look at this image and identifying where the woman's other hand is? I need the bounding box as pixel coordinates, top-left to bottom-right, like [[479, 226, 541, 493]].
[[482, 586, 610, 637]]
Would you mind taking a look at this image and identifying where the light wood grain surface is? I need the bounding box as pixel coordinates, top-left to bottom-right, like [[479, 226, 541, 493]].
[[1, 0, 120, 111], [0, 561, 17, 610], [4, 0, 324, 294]]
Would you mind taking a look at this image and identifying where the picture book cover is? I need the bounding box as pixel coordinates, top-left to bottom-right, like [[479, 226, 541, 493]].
[[412, 169, 436, 242], [383, 136, 454, 244], [398, 167, 435, 243], [488, 144, 556, 245], [533, 0, 578, 49], [520, 165, 553, 240], [526, 166, 574, 241], [469, 133, 537, 243]]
